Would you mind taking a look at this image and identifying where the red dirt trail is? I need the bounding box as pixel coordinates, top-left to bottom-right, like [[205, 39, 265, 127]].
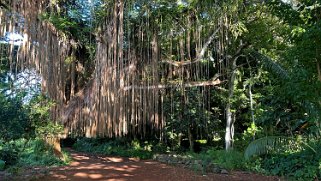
[[38, 149, 282, 181]]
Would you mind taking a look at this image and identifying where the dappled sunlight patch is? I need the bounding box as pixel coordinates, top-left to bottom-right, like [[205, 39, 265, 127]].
[[107, 179, 127, 181], [7, 149, 282, 181], [102, 165, 138, 172], [74, 172, 88, 178], [102, 157, 124, 163], [70, 161, 81, 166], [77, 163, 105, 170], [143, 161, 158, 165], [117, 165, 138, 169], [129, 157, 140, 162], [50, 173, 68, 179], [122, 173, 133, 177], [88, 173, 103, 179], [73, 155, 90, 161], [76, 166, 102, 170]]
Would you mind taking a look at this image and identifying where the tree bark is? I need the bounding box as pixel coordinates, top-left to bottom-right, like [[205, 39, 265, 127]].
[[225, 93, 234, 149], [225, 57, 237, 151], [249, 82, 255, 138], [224, 42, 249, 151], [188, 126, 194, 152]]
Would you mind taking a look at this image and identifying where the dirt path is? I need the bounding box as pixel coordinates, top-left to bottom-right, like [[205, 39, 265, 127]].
[[34, 149, 281, 181]]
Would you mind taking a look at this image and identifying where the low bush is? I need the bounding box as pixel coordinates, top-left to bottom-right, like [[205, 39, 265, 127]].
[[257, 140, 321, 181], [18, 139, 70, 167], [208, 150, 246, 170], [0, 139, 70, 169], [72, 138, 166, 159], [190, 149, 246, 170], [0, 141, 20, 167], [240, 138, 321, 181]]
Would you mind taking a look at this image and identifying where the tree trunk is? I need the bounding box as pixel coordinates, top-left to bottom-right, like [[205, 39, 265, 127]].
[[188, 126, 194, 152], [225, 104, 233, 150], [249, 83, 256, 139], [45, 136, 63, 159], [225, 57, 237, 151], [70, 56, 76, 98]]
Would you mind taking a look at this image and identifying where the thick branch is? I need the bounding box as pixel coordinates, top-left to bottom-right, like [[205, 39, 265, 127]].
[[198, 26, 221, 60], [162, 26, 221, 67], [123, 79, 222, 91], [231, 42, 249, 61]]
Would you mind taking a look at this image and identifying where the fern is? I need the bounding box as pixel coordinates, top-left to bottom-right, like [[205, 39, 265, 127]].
[[244, 136, 290, 160]]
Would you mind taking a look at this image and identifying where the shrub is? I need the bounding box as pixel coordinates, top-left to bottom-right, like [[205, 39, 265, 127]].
[[0, 95, 31, 141], [259, 142, 321, 181], [0, 160, 5, 170], [0, 139, 70, 169], [206, 149, 246, 170], [190, 149, 246, 170], [18, 139, 69, 167], [0, 142, 19, 166], [72, 138, 156, 159], [245, 139, 321, 181], [152, 142, 169, 153]]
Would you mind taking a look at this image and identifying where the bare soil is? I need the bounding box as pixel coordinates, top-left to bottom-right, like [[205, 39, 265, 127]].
[[1, 149, 283, 181]]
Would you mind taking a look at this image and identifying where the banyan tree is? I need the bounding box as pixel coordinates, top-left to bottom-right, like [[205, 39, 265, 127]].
[[0, 0, 250, 150]]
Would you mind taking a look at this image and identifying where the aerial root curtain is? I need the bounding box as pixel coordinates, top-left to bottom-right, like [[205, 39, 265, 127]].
[[63, 0, 166, 138], [0, 0, 225, 139]]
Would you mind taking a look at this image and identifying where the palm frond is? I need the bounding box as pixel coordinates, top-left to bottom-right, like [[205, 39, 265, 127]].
[[250, 51, 289, 80], [244, 136, 290, 160]]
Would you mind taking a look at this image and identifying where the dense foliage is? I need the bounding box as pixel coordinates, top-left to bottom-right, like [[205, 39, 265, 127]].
[[0, 139, 70, 166], [0, 55, 68, 170], [72, 138, 155, 159], [0, 94, 30, 141]]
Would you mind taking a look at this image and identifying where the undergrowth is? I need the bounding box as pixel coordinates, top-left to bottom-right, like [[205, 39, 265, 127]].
[[72, 138, 168, 159], [187, 149, 246, 170], [73, 138, 249, 170], [0, 139, 70, 170], [256, 139, 321, 181]]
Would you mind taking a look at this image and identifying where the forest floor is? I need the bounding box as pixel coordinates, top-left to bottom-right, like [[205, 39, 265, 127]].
[[1, 149, 283, 181]]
